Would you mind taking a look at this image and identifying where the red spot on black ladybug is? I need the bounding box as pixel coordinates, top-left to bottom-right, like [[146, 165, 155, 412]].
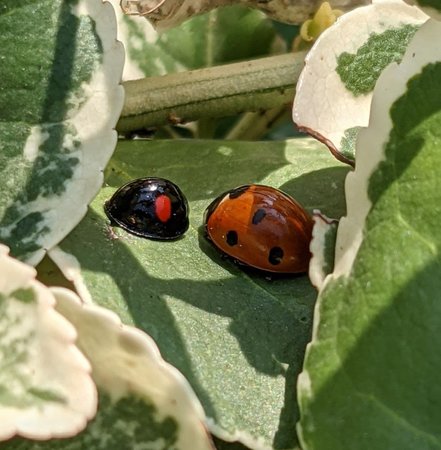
[[226, 230, 238, 246], [155, 194, 172, 223], [228, 185, 249, 199], [252, 208, 266, 225], [268, 247, 284, 265]]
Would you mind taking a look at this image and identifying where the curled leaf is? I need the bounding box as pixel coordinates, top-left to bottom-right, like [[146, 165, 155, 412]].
[[0, 245, 96, 441], [293, 0, 428, 165], [52, 287, 214, 450]]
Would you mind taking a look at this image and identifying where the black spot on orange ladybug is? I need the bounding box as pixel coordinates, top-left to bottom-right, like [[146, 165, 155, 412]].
[[204, 185, 313, 273], [104, 177, 189, 240], [252, 208, 266, 225]]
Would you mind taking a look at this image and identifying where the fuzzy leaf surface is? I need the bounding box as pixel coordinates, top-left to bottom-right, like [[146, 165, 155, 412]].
[[298, 19, 441, 450], [51, 138, 348, 450], [4, 287, 213, 449], [0, 0, 124, 264], [0, 246, 96, 441], [293, 0, 427, 164]]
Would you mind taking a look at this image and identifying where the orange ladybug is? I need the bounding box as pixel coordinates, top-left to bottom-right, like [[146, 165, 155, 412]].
[[204, 185, 313, 274]]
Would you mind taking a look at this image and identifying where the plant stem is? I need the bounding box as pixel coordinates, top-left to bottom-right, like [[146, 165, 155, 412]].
[[225, 105, 291, 140], [224, 112, 259, 140], [116, 51, 306, 134]]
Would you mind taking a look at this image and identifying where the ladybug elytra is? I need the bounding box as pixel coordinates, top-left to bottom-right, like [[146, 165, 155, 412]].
[[204, 185, 313, 273], [104, 177, 189, 240]]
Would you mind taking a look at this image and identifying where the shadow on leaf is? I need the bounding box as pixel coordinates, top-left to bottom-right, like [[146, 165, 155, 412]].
[[50, 149, 348, 449]]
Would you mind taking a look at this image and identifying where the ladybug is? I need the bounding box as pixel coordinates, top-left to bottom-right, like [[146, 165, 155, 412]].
[[104, 177, 189, 240], [204, 185, 313, 273]]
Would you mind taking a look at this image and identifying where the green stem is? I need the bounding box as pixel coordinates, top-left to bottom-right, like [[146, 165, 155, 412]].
[[116, 52, 306, 134], [205, 10, 217, 67], [227, 106, 291, 140]]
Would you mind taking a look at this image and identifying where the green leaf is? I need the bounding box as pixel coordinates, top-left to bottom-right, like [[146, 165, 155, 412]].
[[0, 0, 124, 265], [112, 2, 283, 80], [0, 246, 96, 441], [292, 1, 427, 164], [298, 19, 441, 450], [50, 138, 348, 449]]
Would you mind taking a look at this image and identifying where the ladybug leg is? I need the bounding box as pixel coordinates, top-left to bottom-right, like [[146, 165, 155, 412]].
[[105, 222, 120, 241]]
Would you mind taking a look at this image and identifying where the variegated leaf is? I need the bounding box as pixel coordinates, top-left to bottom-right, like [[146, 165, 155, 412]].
[[0, 245, 96, 441], [298, 19, 441, 450], [0, 0, 124, 265], [293, 0, 428, 165]]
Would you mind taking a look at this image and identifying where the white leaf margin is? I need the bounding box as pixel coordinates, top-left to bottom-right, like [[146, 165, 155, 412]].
[[24, 0, 124, 266], [308, 212, 339, 290], [52, 287, 215, 450], [292, 0, 428, 164], [0, 245, 97, 441], [331, 18, 441, 281], [297, 18, 441, 447], [49, 246, 94, 304]]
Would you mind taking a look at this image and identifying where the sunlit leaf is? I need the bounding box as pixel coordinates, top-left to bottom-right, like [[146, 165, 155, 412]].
[[298, 19, 441, 450], [293, 0, 427, 164], [0, 246, 96, 441], [308, 213, 338, 290], [50, 137, 348, 449], [0, 0, 124, 265]]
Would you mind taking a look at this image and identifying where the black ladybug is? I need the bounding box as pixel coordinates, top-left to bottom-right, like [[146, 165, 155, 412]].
[[104, 177, 189, 240]]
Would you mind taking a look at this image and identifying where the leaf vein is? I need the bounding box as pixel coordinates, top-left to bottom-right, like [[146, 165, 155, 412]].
[[355, 391, 441, 448]]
